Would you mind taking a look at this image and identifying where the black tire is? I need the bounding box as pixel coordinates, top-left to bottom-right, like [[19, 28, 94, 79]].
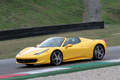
[[25, 64, 34, 67], [92, 45, 105, 60], [51, 51, 63, 66]]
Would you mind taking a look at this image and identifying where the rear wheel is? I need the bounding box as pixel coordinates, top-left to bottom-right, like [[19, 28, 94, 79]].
[[25, 64, 34, 67], [51, 51, 63, 66], [92, 45, 105, 60]]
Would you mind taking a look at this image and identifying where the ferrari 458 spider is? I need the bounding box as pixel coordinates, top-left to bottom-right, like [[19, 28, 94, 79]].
[[16, 37, 106, 66]]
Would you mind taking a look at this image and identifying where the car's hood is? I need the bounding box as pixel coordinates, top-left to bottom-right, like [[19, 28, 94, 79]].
[[20, 47, 49, 55]]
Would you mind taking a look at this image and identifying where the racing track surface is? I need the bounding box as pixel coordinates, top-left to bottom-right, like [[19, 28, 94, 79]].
[[0, 46, 120, 75]]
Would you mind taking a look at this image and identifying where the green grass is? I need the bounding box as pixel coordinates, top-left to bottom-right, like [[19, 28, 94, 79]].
[[101, 0, 120, 25], [0, 0, 83, 30], [0, 0, 120, 30], [0, 26, 120, 59]]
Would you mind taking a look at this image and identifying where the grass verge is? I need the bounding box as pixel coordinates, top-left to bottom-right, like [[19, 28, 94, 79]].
[[0, 0, 120, 30], [0, 0, 83, 30], [0, 26, 120, 59]]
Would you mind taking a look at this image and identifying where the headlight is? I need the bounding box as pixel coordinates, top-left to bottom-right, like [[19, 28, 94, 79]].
[[35, 49, 49, 55], [17, 49, 24, 56], [17, 52, 20, 56]]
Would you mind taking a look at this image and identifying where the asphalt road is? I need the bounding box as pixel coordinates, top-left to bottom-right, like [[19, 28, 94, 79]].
[[0, 46, 120, 75]]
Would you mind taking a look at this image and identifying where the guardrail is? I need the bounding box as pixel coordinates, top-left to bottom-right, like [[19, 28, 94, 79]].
[[0, 21, 104, 40]]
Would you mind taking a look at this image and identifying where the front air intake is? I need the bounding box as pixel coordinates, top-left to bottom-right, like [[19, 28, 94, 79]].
[[17, 59, 37, 63]]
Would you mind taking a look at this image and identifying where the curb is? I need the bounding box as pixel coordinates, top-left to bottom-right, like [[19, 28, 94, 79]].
[[1, 59, 120, 80]]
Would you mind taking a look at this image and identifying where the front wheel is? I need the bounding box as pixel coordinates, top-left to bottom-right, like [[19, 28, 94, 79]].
[[92, 45, 105, 60], [51, 51, 63, 66]]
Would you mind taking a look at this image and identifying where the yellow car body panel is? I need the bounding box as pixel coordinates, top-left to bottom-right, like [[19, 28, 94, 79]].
[[16, 37, 106, 65]]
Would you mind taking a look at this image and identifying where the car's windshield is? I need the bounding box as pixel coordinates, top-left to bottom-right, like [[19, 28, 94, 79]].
[[38, 37, 65, 47]]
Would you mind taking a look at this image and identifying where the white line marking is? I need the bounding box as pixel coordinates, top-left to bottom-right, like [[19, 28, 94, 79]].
[[103, 58, 120, 62], [17, 67, 69, 74]]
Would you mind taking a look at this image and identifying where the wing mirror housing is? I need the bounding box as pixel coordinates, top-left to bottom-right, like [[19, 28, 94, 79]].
[[65, 44, 73, 49]]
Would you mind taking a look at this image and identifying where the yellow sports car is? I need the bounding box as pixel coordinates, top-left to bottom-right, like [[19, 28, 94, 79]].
[[16, 37, 106, 66]]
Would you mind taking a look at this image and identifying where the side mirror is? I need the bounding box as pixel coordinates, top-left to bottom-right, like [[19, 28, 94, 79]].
[[36, 44, 40, 47], [65, 44, 73, 49]]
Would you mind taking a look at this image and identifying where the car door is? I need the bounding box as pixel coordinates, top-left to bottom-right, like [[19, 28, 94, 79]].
[[62, 38, 85, 61]]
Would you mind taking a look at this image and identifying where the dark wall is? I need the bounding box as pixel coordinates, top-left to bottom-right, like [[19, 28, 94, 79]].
[[0, 21, 104, 40]]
